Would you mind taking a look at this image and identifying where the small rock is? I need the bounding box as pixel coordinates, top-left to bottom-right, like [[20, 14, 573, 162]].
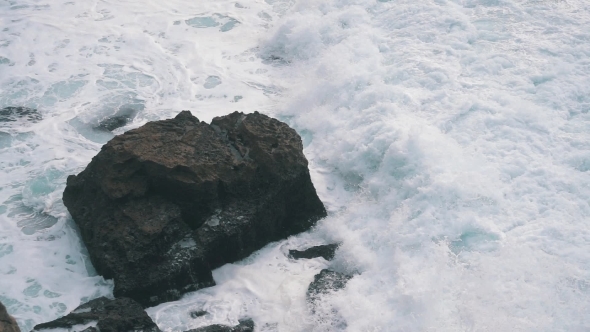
[[0, 106, 41, 123], [190, 310, 208, 319], [32, 297, 160, 332], [307, 269, 352, 304], [93, 107, 137, 132], [306, 270, 352, 329], [289, 244, 339, 261], [187, 318, 254, 332], [0, 301, 20, 332]]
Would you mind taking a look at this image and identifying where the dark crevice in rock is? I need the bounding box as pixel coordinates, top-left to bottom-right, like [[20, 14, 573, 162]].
[[289, 244, 339, 261]]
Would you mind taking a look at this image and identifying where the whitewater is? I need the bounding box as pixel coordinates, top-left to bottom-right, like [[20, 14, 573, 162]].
[[1, 0, 590, 330]]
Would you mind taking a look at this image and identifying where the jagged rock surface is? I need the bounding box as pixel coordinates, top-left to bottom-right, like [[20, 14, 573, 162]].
[[289, 244, 339, 261], [63, 111, 327, 307], [187, 319, 254, 332], [32, 297, 159, 332], [0, 301, 20, 332]]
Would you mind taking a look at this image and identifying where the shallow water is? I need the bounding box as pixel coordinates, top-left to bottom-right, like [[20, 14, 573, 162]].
[[1, 0, 590, 331]]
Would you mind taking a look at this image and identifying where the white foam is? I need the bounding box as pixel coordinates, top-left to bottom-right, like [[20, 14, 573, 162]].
[[254, 0, 590, 330], [2, 0, 590, 331]]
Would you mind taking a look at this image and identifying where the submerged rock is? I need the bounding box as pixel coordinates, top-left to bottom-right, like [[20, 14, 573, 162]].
[[289, 243, 339, 261], [63, 111, 327, 306], [32, 297, 159, 332], [187, 318, 254, 332], [190, 310, 208, 319], [0, 301, 20, 332], [306, 269, 352, 329], [93, 107, 138, 132], [0, 106, 41, 123], [307, 269, 352, 306]]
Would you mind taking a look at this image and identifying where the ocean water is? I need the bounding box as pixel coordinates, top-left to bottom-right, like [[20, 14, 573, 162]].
[[1, 0, 590, 331]]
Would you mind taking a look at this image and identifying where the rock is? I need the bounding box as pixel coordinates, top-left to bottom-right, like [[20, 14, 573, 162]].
[[190, 310, 208, 319], [307, 269, 352, 308], [0, 301, 20, 332], [289, 244, 339, 261], [0, 106, 41, 123], [63, 111, 327, 307], [187, 319, 254, 332], [93, 108, 138, 132], [306, 270, 352, 329], [33, 297, 159, 332]]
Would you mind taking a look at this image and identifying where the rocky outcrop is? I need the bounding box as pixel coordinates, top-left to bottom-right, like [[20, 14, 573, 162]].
[[187, 319, 254, 332], [0, 301, 20, 332], [63, 111, 326, 307], [289, 244, 339, 261], [33, 297, 159, 332]]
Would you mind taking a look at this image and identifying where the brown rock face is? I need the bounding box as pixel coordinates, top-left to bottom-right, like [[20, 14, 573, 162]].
[[63, 111, 326, 307], [0, 301, 20, 332]]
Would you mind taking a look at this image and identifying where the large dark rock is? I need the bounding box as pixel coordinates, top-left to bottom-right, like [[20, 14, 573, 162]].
[[187, 318, 254, 332], [33, 297, 159, 332], [63, 111, 326, 307], [0, 301, 20, 332], [289, 244, 339, 261]]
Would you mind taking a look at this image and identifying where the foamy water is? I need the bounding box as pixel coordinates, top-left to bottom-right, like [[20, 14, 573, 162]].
[[1, 0, 590, 331]]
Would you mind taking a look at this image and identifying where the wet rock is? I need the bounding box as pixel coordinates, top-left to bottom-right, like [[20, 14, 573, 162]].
[[307, 269, 352, 309], [187, 318, 254, 332], [0, 107, 41, 123], [63, 111, 327, 307], [306, 270, 352, 329], [32, 297, 159, 332], [0, 301, 20, 332], [93, 107, 137, 132], [289, 244, 339, 261], [190, 310, 208, 319]]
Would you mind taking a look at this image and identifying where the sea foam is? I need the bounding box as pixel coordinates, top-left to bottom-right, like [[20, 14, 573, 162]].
[[1, 0, 590, 331]]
